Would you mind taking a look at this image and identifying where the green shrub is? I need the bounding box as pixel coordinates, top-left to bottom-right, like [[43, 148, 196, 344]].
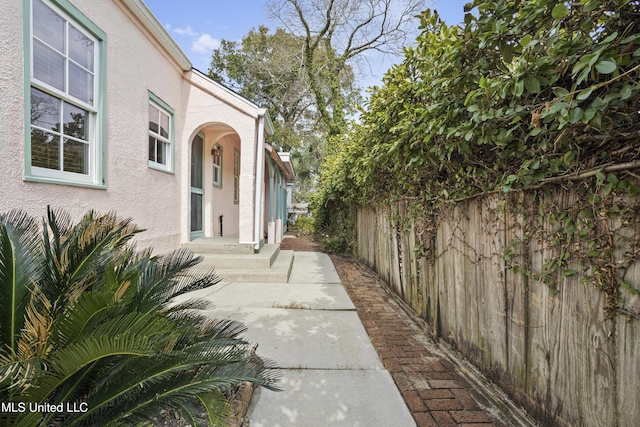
[[0, 208, 278, 426], [294, 216, 315, 235], [322, 236, 348, 254]]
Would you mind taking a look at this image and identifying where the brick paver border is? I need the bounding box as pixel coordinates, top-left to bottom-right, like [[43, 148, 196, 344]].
[[329, 253, 506, 427], [280, 237, 507, 426]]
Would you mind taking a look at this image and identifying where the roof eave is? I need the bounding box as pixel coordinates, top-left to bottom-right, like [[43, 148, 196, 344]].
[[119, 0, 192, 71]]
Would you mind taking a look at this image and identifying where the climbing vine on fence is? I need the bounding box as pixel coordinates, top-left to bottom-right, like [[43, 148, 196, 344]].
[[317, 0, 640, 315]]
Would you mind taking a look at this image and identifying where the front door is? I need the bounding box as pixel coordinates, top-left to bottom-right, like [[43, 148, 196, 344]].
[[190, 133, 204, 240]]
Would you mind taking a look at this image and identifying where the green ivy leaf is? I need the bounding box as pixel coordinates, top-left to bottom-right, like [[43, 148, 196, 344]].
[[595, 59, 617, 74], [499, 42, 514, 63], [582, 107, 596, 123], [551, 4, 569, 19], [524, 76, 541, 93], [618, 179, 630, 190], [576, 87, 593, 101], [563, 151, 576, 165], [589, 111, 602, 129], [584, 1, 598, 11], [553, 87, 569, 97], [620, 85, 633, 100], [568, 107, 583, 124], [514, 80, 524, 97], [604, 182, 614, 194]]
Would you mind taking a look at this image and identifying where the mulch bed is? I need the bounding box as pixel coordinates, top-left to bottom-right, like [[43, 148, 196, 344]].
[[280, 234, 323, 252]]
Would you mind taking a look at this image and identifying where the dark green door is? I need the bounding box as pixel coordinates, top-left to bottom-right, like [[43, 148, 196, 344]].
[[190, 133, 204, 240]]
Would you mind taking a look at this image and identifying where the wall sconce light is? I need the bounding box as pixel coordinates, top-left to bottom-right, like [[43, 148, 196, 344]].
[[211, 145, 223, 157]]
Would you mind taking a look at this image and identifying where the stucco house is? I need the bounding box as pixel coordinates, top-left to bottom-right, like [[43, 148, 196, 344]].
[[0, 0, 294, 254]]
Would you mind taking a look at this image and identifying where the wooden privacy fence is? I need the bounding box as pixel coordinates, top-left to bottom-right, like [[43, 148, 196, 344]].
[[355, 193, 640, 427]]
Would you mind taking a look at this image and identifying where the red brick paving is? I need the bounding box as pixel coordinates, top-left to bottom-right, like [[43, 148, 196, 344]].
[[279, 237, 505, 427]]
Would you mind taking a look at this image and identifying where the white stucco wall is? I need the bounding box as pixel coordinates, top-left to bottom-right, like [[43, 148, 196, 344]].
[[0, 0, 265, 254], [1, 0, 184, 254]]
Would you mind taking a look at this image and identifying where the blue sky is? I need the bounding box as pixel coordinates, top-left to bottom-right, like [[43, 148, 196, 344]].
[[143, 0, 469, 86]]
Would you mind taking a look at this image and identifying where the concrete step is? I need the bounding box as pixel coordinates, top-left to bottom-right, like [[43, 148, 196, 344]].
[[199, 244, 280, 269], [211, 250, 294, 283], [182, 237, 254, 255]]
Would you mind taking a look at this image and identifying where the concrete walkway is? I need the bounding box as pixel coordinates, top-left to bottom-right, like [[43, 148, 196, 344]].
[[197, 251, 416, 426]]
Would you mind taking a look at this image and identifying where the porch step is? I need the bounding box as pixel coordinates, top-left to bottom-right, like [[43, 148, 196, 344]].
[[183, 237, 294, 283], [199, 244, 280, 269], [182, 237, 254, 255], [211, 250, 294, 283]]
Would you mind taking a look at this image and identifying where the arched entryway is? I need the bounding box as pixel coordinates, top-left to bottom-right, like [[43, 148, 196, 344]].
[[188, 123, 242, 240]]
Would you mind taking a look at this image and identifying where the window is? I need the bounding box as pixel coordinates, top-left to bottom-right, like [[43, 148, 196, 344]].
[[212, 144, 222, 187], [233, 149, 240, 204], [26, 0, 106, 187], [148, 93, 174, 172]]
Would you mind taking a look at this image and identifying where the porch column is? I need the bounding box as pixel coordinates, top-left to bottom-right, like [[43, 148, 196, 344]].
[[238, 124, 258, 246]]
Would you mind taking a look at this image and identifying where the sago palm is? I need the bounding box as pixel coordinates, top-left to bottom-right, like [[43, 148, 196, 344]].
[[0, 208, 278, 426]]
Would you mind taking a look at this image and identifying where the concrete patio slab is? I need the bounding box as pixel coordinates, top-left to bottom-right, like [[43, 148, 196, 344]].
[[179, 247, 416, 426], [287, 252, 342, 284], [193, 281, 355, 310], [248, 369, 416, 427], [204, 307, 383, 370]]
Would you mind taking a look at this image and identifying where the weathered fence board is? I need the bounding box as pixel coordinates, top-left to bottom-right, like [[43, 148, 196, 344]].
[[354, 191, 640, 427]]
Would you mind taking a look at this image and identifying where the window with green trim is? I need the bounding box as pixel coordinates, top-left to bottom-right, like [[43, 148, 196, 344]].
[[212, 144, 222, 187], [26, 0, 106, 187], [148, 94, 174, 172]]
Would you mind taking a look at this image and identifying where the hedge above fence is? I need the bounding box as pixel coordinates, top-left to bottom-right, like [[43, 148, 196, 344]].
[[316, 0, 640, 313], [320, 0, 640, 208]]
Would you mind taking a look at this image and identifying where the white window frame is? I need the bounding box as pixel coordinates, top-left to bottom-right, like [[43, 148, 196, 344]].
[[147, 92, 174, 173], [24, 0, 106, 188]]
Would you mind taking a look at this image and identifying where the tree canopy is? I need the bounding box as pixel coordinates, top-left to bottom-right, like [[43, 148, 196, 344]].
[[268, 0, 424, 136], [209, 26, 318, 150]]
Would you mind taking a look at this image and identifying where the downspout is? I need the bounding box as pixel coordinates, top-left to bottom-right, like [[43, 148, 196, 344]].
[[253, 110, 267, 250]]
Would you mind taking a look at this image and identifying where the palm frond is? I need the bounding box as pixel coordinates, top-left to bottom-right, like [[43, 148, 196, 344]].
[[85, 371, 263, 427], [0, 350, 26, 393], [0, 208, 279, 426], [132, 249, 210, 311], [40, 208, 141, 312], [33, 332, 159, 402], [17, 283, 53, 360], [0, 211, 43, 354], [51, 262, 153, 347], [51, 289, 120, 346], [196, 390, 230, 427], [0, 408, 42, 427]]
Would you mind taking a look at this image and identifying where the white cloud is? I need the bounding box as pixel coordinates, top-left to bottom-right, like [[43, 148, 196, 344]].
[[173, 24, 198, 37], [191, 33, 220, 54]]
